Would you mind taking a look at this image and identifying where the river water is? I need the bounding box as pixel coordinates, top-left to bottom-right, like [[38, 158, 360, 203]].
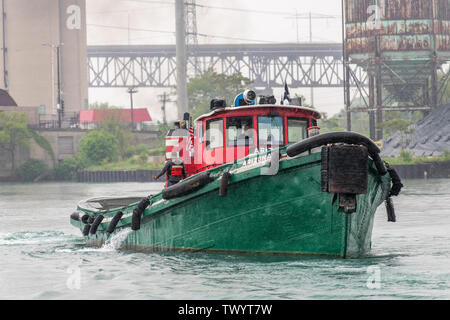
[[0, 179, 449, 300]]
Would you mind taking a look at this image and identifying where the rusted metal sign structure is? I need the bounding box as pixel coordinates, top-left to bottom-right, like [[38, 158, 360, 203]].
[[343, 0, 450, 140]]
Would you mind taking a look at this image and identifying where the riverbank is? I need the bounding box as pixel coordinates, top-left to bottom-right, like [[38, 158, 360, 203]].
[[1, 160, 449, 183], [390, 161, 450, 179]]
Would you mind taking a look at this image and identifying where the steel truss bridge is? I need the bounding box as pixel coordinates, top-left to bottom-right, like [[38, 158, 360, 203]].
[[87, 43, 366, 89]]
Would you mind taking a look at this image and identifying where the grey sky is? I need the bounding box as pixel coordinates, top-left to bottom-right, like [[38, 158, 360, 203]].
[[87, 0, 346, 121]]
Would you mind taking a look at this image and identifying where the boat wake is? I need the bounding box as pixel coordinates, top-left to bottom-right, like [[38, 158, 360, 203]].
[[0, 231, 78, 246], [55, 228, 133, 253]]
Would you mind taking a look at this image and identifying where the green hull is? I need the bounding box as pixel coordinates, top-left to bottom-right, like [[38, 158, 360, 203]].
[[71, 150, 391, 258]]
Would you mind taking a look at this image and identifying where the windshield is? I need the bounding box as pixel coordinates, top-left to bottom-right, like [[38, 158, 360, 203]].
[[258, 116, 284, 147], [287, 118, 308, 143], [226, 116, 254, 147]]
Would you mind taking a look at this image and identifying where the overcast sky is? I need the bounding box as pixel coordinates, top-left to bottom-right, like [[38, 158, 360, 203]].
[[87, 0, 346, 121]]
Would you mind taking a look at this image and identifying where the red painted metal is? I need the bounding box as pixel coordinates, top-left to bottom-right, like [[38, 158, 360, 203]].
[[174, 105, 321, 177]]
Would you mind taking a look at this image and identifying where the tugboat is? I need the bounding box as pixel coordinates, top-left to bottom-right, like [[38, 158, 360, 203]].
[[70, 90, 402, 258]]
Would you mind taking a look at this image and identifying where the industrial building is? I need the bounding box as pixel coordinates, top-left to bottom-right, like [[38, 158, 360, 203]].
[[0, 0, 88, 127]]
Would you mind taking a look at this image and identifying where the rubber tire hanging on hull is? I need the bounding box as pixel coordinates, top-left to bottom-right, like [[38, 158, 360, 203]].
[[219, 172, 232, 197], [81, 214, 90, 224], [70, 212, 80, 222], [385, 197, 396, 222], [131, 198, 151, 231], [286, 131, 387, 175], [107, 211, 123, 233], [90, 215, 104, 235], [82, 224, 91, 236], [162, 172, 214, 200]]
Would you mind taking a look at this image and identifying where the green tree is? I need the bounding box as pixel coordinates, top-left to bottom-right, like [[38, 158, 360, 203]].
[[52, 154, 87, 181], [14, 159, 48, 182], [380, 111, 417, 149], [90, 102, 138, 160], [185, 68, 253, 119], [0, 111, 32, 173], [79, 130, 119, 165], [318, 111, 346, 133]]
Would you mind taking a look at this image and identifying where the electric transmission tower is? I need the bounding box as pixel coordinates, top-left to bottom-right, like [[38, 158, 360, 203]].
[[184, 0, 199, 75]]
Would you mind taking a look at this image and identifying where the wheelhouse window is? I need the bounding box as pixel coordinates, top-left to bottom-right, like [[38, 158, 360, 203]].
[[226, 116, 254, 147], [287, 118, 308, 143], [198, 123, 204, 144], [258, 116, 284, 147], [206, 118, 223, 149]]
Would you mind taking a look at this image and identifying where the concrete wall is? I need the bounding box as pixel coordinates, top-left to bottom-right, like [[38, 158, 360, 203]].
[[0, 0, 88, 122], [0, 106, 40, 126]]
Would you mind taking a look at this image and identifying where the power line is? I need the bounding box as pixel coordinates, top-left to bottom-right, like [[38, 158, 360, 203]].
[[88, 24, 175, 35], [87, 24, 275, 43], [195, 2, 341, 18], [114, 0, 341, 18], [119, 0, 174, 5]]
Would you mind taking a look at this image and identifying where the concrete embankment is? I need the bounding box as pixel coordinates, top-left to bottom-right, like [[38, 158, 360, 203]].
[[390, 161, 450, 179], [76, 170, 165, 183]]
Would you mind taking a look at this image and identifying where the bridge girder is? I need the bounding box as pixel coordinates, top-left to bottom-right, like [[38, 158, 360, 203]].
[[87, 43, 366, 89]]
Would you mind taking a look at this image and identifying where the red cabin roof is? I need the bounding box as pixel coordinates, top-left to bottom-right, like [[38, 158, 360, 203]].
[[79, 108, 152, 123]]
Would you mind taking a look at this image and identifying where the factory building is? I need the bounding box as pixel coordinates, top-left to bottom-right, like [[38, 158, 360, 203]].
[[0, 0, 88, 127]]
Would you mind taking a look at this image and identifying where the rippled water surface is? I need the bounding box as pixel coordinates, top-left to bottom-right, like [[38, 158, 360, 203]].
[[0, 180, 449, 300]]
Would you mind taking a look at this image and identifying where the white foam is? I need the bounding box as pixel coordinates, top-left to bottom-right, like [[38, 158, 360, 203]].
[[100, 228, 133, 252]]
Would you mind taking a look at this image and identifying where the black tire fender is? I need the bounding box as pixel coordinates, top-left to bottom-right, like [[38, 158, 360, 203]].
[[89, 215, 104, 235], [162, 172, 214, 200], [82, 224, 91, 236], [70, 212, 81, 221], [81, 214, 90, 224], [107, 211, 124, 234], [286, 132, 387, 175], [219, 172, 232, 197], [131, 208, 141, 231]]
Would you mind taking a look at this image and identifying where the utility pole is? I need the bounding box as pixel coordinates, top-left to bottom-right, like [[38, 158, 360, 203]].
[[309, 12, 312, 43], [158, 92, 171, 125], [43, 43, 63, 128], [56, 45, 62, 129], [127, 87, 138, 130], [2, 0, 8, 90], [287, 11, 336, 108], [175, 0, 188, 120], [341, 0, 351, 132]]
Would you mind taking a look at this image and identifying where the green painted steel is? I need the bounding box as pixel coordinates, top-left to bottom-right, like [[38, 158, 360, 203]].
[[71, 149, 391, 258]]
